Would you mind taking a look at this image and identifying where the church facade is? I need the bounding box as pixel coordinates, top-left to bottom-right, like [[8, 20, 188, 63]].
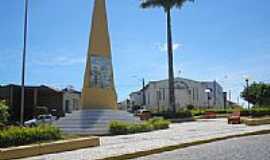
[[129, 78, 226, 112]]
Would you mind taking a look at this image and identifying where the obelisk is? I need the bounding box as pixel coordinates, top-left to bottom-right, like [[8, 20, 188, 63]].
[[81, 0, 117, 109], [54, 0, 139, 135]]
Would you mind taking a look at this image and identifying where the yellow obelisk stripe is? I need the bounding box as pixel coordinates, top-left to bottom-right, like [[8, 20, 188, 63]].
[[81, 0, 117, 109]]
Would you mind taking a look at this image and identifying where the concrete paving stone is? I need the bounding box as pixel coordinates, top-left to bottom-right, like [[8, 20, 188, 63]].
[[21, 119, 270, 160]]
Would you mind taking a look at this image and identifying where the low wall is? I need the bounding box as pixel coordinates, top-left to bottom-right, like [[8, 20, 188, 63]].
[[169, 117, 195, 123], [0, 137, 100, 160], [241, 117, 270, 126]]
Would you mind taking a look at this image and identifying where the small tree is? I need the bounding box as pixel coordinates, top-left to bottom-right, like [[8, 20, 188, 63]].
[[241, 82, 270, 107], [0, 101, 10, 124]]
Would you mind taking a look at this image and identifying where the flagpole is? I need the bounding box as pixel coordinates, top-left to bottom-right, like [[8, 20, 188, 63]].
[[20, 0, 29, 126]]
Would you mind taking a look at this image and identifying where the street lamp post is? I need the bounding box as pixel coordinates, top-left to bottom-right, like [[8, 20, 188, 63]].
[[132, 76, 146, 106], [142, 78, 146, 106], [205, 89, 211, 109], [243, 75, 251, 115], [20, 0, 29, 125], [245, 78, 250, 112]]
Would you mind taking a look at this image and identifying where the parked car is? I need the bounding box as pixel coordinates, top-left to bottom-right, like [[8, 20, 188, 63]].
[[135, 109, 152, 120], [24, 114, 56, 127]]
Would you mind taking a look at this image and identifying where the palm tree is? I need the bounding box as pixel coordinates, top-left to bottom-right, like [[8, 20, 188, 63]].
[[140, 0, 194, 114]]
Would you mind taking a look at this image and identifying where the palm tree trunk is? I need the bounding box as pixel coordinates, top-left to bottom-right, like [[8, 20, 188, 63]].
[[166, 9, 176, 113]]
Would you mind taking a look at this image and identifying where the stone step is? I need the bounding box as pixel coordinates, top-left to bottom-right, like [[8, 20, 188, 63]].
[[62, 114, 137, 120], [57, 125, 109, 129], [55, 109, 140, 135], [61, 129, 109, 135], [59, 116, 137, 120], [55, 121, 136, 126], [60, 124, 109, 129], [56, 118, 138, 122], [55, 118, 139, 123], [66, 110, 134, 115], [55, 121, 139, 128]]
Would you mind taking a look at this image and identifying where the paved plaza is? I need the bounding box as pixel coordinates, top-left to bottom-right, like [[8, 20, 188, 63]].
[[22, 119, 270, 160]]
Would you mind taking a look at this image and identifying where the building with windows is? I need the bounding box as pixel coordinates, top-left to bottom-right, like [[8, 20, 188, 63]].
[[130, 91, 144, 107], [0, 84, 81, 121], [129, 77, 226, 112]]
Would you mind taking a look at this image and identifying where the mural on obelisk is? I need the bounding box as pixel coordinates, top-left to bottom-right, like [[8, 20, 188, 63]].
[[90, 56, 113, 88], [81, 0, 117, 109]]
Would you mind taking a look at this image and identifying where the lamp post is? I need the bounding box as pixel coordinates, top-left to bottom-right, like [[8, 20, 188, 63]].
[[243, 75, 251, 110], [132, 76, 146, 106], [177, 70, 182, 78], [216, 75, 229, 109], [205, 89, 211, 109], [20, 0, 29, 126], [245, 77, 250, 111]]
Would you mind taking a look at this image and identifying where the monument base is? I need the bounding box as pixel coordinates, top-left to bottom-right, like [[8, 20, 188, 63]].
[[54, 109, 140, 135]]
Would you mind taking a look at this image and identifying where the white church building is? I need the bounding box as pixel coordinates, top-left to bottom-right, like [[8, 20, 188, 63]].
[[129, 77, 226, 112]]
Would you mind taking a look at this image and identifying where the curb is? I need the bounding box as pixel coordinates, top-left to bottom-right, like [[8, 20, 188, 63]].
[[241, 117, 270, 126], [0, 137, 100, 160], [98, 129, 270, 160]]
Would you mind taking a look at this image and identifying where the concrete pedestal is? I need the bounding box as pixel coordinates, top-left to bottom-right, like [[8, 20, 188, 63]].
[[54, 109, 139, 135]]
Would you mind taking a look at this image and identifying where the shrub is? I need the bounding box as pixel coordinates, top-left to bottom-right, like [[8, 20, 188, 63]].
[[153, 110, 192, 119], [34, 106, 49, 116], [128, 123, 153, 133], [109, 118, 170, 135], [186, 105, 194, 110], [0, 101, 9, 124], [240, 109, 250, 117], [250, 108, 270, 117], [189, 108, 270, 117], [0, 123, 6, 130], [109, 121, 129, 135], [230, 108, 270, 117], [207, 109, 233, 114], [191, 109, 234, 117], [0, 124, 61, 148], [147, 117, 170, 130], [191, 109, 205, 117], [176, 110, 192, 118]]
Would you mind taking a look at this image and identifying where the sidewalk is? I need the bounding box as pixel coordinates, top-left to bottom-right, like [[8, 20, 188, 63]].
[[22, 119, 270, 160]]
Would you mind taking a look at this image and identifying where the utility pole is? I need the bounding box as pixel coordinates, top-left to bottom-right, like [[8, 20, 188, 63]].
[[132, 76, 146, 106], [229, 90, 232, 102], [207, 92, 210, 109], [20, 0, 29, 126], [245, 78, 250, 111], [205, 89, 211, 109], [142, 78, 146, 106], [213, 80, 217, 107]]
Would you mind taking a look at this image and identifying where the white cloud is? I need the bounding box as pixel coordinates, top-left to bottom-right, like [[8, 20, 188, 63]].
[[158, 42, 183, 52], [34, 56, 85, 66]]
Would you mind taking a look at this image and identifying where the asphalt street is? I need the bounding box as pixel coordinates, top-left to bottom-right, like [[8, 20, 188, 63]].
[[133, 134, 270, 160]]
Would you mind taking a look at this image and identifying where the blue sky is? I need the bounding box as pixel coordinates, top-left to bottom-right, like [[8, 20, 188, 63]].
[[0, 0, 270, 104]]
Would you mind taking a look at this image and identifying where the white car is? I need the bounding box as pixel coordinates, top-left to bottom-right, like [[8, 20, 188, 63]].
[[24, 114, 56, 127]]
